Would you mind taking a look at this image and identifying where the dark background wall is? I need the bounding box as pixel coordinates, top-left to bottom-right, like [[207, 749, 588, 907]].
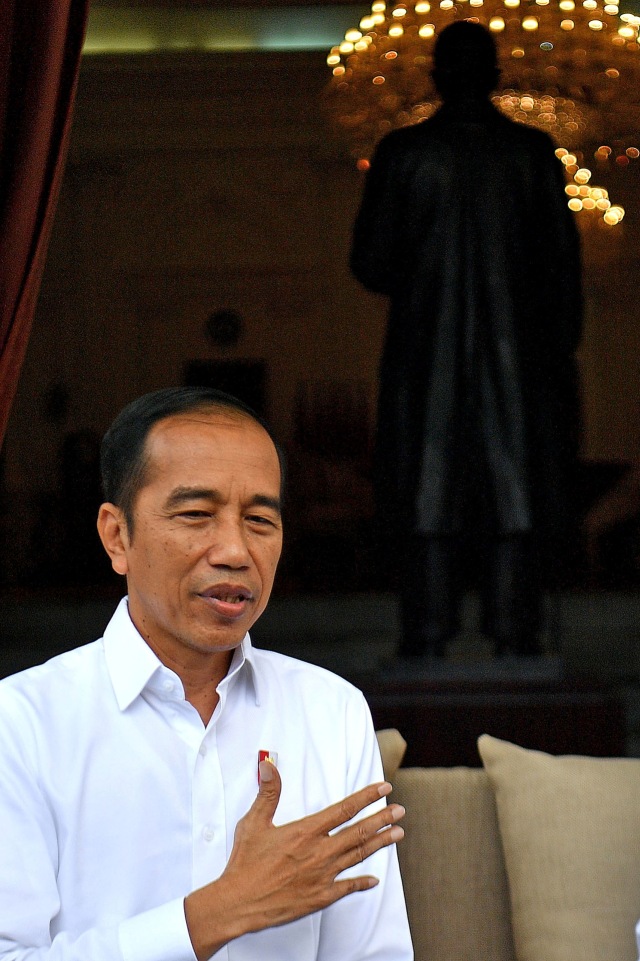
[[1, 47, 639, 588]]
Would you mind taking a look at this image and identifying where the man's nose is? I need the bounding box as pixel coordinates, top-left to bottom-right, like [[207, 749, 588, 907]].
[[206, 516, 251, 568]]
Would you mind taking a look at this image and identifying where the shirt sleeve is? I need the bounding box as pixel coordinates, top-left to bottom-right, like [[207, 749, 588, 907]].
[[0, 705, 196, 961], [316, 692, 414, 961]]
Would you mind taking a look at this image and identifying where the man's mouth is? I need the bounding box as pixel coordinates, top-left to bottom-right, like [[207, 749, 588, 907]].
[[198, 585, 254, 619]]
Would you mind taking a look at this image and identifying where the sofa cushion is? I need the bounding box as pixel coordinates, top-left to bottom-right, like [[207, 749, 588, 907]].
[[478, 734, 640, 961], [376, 727, 407, 781], [394, 766, 517, 961]]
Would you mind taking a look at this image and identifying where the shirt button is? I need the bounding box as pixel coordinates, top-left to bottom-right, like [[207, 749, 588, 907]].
[[199, 743, 207, 757], [202, 826, 215, 842], [162, 679, 174, 693]]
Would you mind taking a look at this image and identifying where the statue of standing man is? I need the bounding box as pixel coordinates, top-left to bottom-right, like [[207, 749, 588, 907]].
[[351, 21, 583, 658]]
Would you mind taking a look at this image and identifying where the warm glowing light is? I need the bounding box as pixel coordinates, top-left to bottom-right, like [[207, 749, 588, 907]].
[[324, 0, 640, 228], [604, 206, 625, 224], [357, 158, 371, 171]]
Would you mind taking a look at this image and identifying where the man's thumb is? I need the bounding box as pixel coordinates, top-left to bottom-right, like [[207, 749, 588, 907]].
[[254, 759, 281, 817]]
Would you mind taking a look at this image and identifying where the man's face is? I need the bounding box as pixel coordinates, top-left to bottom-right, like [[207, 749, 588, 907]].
[[100, 410, 283, 666]]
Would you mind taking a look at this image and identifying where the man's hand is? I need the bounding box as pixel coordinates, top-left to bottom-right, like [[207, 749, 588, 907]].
[[185, 760, 405, 960]]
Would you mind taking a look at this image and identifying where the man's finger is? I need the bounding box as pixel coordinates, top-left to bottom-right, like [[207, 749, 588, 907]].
[[309, 781, 393, 835], [331, 821, 405, 877]]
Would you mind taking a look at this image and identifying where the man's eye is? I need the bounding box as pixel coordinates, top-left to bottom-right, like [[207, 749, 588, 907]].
[[247, 514, 275, 526], [178, 510, 210, 519]]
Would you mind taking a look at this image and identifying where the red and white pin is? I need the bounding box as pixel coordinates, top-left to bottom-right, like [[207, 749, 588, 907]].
[[257, 749, 278, 784]]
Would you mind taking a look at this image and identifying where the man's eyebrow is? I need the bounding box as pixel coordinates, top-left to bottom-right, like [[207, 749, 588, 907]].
[[164, 487, 281, 515], [164, 487, 221, 508], [250, 494, 282, 515]]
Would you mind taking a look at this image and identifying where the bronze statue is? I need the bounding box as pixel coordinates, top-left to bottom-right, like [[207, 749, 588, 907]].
[[351, 21, 583, 658]]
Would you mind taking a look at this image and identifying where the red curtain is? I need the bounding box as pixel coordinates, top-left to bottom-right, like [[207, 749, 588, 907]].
[[0, 0, 89, 448]]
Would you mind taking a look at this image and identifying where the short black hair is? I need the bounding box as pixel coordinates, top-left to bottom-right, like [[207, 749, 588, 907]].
[[100, 386, 285, 535]]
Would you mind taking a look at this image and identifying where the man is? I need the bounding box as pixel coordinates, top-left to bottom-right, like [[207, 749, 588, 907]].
[[351, 21, 583, 658], [0, 387, 412, 960]]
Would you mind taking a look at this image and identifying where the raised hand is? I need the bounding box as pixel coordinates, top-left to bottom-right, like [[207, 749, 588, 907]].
[[185, 760, 405, 960]]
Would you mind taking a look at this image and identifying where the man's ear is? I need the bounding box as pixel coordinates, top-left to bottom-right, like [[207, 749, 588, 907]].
[[97, 503, 130, 576]]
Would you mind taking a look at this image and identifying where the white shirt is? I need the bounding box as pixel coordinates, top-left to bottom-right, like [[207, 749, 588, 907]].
[[0, 597, 413, 961]]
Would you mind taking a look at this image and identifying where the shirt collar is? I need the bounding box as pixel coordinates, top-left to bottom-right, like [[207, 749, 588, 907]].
[[102, 597, 260, 711]]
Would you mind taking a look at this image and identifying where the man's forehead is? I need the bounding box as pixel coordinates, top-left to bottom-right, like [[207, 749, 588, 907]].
[[151, 409, 271, 446], [145, 409, 280, 477]]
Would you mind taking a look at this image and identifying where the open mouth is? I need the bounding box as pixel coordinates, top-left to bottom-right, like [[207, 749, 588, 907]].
[[198, 586, 254, 619]]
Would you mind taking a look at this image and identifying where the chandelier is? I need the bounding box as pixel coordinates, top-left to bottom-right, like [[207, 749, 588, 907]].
[[323, 0, 640, 224]]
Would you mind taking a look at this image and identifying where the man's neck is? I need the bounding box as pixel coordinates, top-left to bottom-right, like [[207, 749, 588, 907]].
[[145, 637, 234, 726]]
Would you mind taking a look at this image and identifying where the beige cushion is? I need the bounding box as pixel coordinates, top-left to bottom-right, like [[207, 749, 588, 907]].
[[478, 734, 640, 961], [376, 728, 407, 781], [394, 766, 517, 961]]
